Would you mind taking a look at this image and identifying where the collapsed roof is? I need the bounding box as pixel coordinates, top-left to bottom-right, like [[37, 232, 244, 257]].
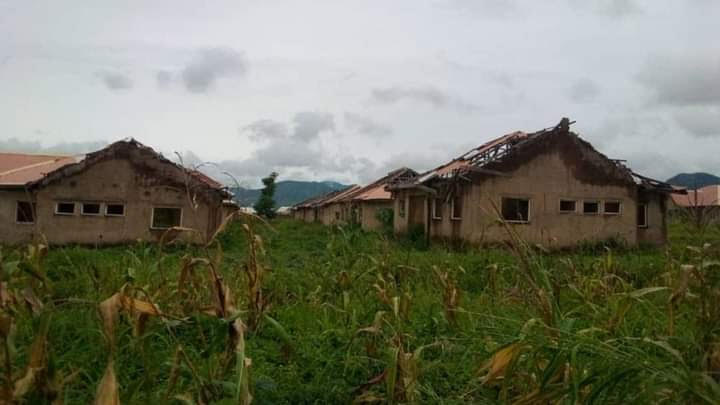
[[293, 185, 359, 209], [390, 117, 682, 195], [293, 167, 418, 209], [24, 138, 231, 199]]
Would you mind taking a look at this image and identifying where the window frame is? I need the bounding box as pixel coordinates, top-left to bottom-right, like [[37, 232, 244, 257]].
[[81, 202, 102, 216], [105, 203, 126, 217], [398, 197, 406, 218], [637, 204, 648, 228], [582, 200, 600, 215], [450, 197, 462, 221], [150, 206, 183, 230], [15, 201, 36, 224], [603, 200, 622, 216], [54, 201, 76, 216], [558, 199, 577, 214], [501, 196, 531, 224], [432, 198, 443, 220]]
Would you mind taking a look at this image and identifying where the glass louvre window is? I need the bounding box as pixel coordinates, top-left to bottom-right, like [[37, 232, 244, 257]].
[[559, 200, 576, 213], [105, 204, 125, 216], [151, 207, 182, 229], [501, 198, 530, 222], [432, 199, 443, 219], [451, 198, 462, 220], [55, 202, 75, 215], [637, 204, 648, 228], [604, 201, 621, 215], [16, 201, 35, 223], [82, 203, 101, 215], [583, 201, 599, 214]]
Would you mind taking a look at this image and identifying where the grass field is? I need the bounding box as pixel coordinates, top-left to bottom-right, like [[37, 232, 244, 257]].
[[1, 217, 719, 404]]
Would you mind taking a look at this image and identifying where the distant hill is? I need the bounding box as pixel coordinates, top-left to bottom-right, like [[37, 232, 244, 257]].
[[666, 173, 720, 189], [230, 180, 349, 207]]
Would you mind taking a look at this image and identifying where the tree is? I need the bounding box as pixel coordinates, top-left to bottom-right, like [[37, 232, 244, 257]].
[[254, 172, 278, 218]]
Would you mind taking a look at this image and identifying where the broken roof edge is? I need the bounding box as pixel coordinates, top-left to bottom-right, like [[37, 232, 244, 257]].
[[349, 167, 419, 202], [293, 184, 360, 208], [27, 138, 231, 198], [389, 117, 683, 193], [631, 171, 687, 195]]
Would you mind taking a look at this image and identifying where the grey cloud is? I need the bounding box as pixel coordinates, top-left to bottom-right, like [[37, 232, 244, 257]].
[[202, 112, 339, 186], [637, 54, 720, 106], [441, 0, 519, 18], [156, 70, 172, 89], [569, 0, 642, 17], [96, 71, 133, 91], [292, 112, 335, 141], [487, 71, 515, 89], [595, 0, 641, 17], [568, 78, 600, 103], [674, 107, 720, 138], [374, 152, 440, 179], [181, 47, 248, 93], [241, 119, 289, 142], [343, 112, 393, 138], [0, 137, 107, 155], [254, 138, 322, 168], [371, 86, 478, 113]]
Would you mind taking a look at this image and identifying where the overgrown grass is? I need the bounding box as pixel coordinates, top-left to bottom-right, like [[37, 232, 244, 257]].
[[0, 218, 719, 403]]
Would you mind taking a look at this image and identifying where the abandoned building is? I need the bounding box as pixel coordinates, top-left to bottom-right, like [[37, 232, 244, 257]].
[[670, 185, 720, 225], [292, 185, 360, 225], [292, 167, 417, 231], [388, 118, 682, 247], [0, 139, 231, 245]]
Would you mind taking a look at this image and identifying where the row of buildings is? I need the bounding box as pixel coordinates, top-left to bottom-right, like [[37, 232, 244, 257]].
[[0, 117, 690, 247], [293, 118, 684, 247]]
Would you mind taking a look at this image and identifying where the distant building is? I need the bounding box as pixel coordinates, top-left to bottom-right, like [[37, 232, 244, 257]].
[[388, 118, 682, 247], [670, 185, 720, 224], [291, 167, 417, 231], [0, 139, 231, 245]]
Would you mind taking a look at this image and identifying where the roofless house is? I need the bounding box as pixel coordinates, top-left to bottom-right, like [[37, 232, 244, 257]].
[[0, 139, 231, 245], [388, 118, 682, 247]]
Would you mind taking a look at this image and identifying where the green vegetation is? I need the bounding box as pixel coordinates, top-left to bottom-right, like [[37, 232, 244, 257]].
[[0, 218, 719, 403], [253, 172, 279, 218]]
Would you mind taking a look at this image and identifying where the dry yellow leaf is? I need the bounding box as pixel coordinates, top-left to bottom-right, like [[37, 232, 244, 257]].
[[94, 360, 120, 405], [479, 342, 524, 385]]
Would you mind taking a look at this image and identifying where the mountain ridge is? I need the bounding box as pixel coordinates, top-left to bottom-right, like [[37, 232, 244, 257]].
[[230, 180, 349, 207], [666, 172, 720, 189]]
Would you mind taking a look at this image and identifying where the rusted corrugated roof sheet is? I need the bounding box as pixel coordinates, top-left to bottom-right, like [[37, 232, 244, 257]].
[[407, 130, 531, 186], [671, 185, 719, 207], [322, 185, 362, 205], [189, 169, 224, 189], [29, 139, 229, 198], [293, 185, 358, 208], [390, 118, 679, 195], [1, 140, 229, 200], [349, 167, 418, 201], [0, 153, 79, 187]]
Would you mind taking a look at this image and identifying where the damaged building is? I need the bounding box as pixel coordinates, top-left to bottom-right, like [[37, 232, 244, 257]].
[[0, 139, 232, 245], [292, 167, 417, 231], [388, 118, 682, 247]]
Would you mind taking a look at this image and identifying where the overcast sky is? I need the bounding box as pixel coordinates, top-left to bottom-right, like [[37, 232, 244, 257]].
[[1, 0, 718, 187]]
